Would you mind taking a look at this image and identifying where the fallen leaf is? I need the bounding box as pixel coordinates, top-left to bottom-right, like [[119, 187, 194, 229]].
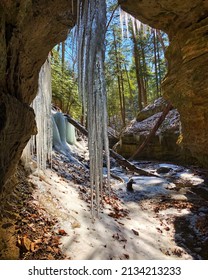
[[156, 227, 163, 233], [132, 229, 139, 236], [58, 229, 67, 236], [34, 238, 42, 244], [30, 242, 36, 252], [17, 235, 32, 251], [71, 221, 81, 229], [51, 236, 61, 247], [46, 246, 54, 252], [53, 247, 60, 254], [112, 233, 120, 240]]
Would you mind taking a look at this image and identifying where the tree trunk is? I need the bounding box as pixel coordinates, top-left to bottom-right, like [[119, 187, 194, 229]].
[[120, 70, 126, 124], [113, 29, 125, 126], [153, 29, 159, 98], [132, 30, 143, 111], [61, 41, 65, 73], [140, 38, 148, 106], [156, 31, 162, 94], [156, 30, 166, 56], [129, 102, 173, 160]]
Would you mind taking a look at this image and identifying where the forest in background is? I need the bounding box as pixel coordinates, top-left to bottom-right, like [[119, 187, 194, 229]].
[[51, 0, 168, 132]]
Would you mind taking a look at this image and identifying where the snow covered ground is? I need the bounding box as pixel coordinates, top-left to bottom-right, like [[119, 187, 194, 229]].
[[26, 154, 207, 260]]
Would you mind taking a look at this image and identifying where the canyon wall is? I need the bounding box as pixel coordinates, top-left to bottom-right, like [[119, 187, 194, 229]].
[[120, 0, 208, 166], [0, 0, 76, 194]]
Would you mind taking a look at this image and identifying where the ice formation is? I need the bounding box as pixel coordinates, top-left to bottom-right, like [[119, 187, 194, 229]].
[[23, 52, 80, 171], [77, 0, 110, 215], [119, 7, 149, 38], [65, 120, 76, 145], [22, 58, 52, 171], [52, 112, 77, 161]]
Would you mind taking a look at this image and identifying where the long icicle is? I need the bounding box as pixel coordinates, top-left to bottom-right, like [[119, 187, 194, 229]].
[[77, 0, 110, 216], [22, 57, 52, 172]]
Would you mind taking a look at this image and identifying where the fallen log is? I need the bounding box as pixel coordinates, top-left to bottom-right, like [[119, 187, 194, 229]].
[[129, 102, 173, 160], [64, 114, 159, 177]]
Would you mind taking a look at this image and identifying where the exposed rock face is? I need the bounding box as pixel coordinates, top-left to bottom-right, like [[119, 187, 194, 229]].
[[119, 0, 208, 38], [120, 0, 208, 166], [115, 99, 182, 161], [136, 97, 168, 122], [0, 0, 76, 259], [0, 0, 76, 192]]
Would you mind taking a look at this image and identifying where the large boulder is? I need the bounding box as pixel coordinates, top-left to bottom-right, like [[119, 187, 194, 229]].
[[136, 97, 168, 122], [115, 99, 182, 162]]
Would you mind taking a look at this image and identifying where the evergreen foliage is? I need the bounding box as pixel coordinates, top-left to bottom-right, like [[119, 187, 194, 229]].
[[51, 48, 82, 120], [105, 0, 168, 131]]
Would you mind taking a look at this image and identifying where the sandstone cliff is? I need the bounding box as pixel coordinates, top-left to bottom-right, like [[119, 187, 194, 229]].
[[119, 0, 208, 166]]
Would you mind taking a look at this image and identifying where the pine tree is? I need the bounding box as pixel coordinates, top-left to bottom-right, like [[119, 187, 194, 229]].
[[51, 48, 81, 119]]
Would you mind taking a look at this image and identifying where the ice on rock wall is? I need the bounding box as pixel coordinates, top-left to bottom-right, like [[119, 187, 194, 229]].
[[77, 0, 110, 215], [22, 58, 52, 171]]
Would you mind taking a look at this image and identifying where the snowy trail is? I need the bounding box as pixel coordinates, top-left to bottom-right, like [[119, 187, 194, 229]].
[[27, 162, 201, 260]]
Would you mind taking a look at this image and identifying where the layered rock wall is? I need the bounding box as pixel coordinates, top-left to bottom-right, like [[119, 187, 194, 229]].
[[0, 0, 76, 192], [120, 0, 208, 166], [163, 18, 208, 165]]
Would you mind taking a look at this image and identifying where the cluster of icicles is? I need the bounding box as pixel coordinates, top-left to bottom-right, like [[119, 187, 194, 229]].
[[22, 58, 52, 172], [75, 1, 147, 214], [22, 1, 146, 216], [119, 6, 149, 37], [77, 0, 110, 215], [22, 58, 78, 172]]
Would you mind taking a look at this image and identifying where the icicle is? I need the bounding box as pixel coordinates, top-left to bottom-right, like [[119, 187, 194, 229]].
[[131, 16, 136, 36], [119, 6, 124, 38], [21, 139, 33, 167], [77, 0, 110, 216], [34, 58, 52, 171], [119, 7, 148, 37], [52, 115, 63, 151], [22, 57, 52, 172], [65, 119, 76, 145], [124, 11, 129, 38]]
